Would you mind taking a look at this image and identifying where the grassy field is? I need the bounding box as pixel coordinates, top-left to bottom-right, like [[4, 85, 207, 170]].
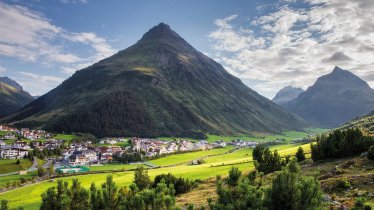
[[0, 159, 32, 174], [0, 172, 37, 188], [0, 142, 309, 209], [54, 134, 77, 141], [149, 146, 233, 166], [88, 163, 147, 171]]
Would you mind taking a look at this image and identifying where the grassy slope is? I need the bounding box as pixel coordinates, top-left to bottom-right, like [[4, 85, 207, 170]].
[[301, 157, 374, 208], [149, 146, 233, 166], [88, 163, 148, 171], [0, 143, 308, 209], [340, 114, 374, 136], [0, 159, 32, 174], [159, 128, 326, 143], [0, 172, 37, 188]]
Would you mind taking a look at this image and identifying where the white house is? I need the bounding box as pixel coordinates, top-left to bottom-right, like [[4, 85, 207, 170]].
[[0, 146, 29, 159]]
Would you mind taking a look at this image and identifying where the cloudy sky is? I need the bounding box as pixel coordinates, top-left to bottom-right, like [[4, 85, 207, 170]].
[[0, 0, 373, 98]]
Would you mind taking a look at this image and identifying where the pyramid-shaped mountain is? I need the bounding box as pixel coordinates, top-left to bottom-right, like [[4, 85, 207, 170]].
[[0, 77, 34, 118], [284, 66, 374, 128], [2, 23, 308, 138]]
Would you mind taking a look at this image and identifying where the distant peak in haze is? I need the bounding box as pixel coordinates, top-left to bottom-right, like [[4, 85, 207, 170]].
[[272, 86, 304, 105]]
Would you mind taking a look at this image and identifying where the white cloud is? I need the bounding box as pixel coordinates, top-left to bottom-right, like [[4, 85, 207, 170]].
[[0, 2, 116, 75], [60, 0, 87, 4], [209, 0, 374, 98], [17, 72, 65, 96], [0, 65, 7, 73]]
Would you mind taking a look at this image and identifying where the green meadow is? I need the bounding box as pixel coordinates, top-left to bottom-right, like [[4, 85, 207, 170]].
[[54, 134, 77, 141], [0, 159, 32, 174], [88, 163, 147, 171], [149, 146, 233, 166]]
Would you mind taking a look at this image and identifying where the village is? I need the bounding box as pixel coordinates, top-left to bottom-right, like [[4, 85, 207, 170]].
[[0, 124, 259, 173]]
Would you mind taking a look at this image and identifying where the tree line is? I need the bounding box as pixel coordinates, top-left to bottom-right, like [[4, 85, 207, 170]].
[[311, 128, 374, 162]]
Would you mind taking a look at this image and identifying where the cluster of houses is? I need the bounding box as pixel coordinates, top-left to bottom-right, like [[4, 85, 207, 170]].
[[131, 138, 227, 157], [0, 124, 261, 167], [63, 142, 123, 165], [99, 137, 127, 145], [228, 140, 258, 148], [18, 128, 53, 140]]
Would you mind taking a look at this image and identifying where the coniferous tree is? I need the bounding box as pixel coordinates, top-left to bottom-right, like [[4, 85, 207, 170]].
[[134, 166, 151, 191], [227, 167, 241, 187], [69, 179, 90, 210], [296, 147, 306, 162], [101, 175, 119, 210]]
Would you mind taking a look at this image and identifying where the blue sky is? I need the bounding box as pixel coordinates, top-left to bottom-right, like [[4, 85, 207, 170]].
[[0, 0, 373, 98]]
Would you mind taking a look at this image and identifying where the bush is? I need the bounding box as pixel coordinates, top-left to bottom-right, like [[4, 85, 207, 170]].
[[37, 166, 46, 177], [20, 177, 26, 184], [253, 145, 286, 174], [368, 145, 374, 160], [352, 197, 372, 210], [0, 200, 9, 210], [153, 173, 196, 195], [15, 159, 20, 165], [332, 178, 351, 192]]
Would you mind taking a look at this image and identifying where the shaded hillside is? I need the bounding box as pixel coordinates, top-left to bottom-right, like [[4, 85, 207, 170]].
[[2, 23, 308, 138], [0, 77, 34, 117], [284, 67, 374, 128]]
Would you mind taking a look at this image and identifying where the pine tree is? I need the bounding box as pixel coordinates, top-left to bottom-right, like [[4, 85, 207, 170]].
[[296, 147, 306, 162], [134, 166, 151, 191]]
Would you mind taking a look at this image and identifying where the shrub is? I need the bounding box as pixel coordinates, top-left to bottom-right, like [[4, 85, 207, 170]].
[[15, 159, 20, 165], [37, 166, 46, 177], [368, 145, 374, 160], [352, 197, 372, 210], [332, 178, 351, 192], [20, 177, 26, 184], [153, 173, 196, 195]]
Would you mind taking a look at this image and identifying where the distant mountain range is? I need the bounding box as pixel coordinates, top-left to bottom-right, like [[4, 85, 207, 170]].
[[282, 66, 374, 128], [1, 23, 308, 138], [272, 86, 304, 105], [0, 77, 34, 118]]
